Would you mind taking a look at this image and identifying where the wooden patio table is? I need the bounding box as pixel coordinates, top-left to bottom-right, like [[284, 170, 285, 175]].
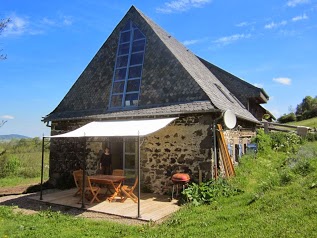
[[89, 175, 125, 202]]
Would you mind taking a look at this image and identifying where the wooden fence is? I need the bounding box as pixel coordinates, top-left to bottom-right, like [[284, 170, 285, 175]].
[[259, 121, 315, 136]]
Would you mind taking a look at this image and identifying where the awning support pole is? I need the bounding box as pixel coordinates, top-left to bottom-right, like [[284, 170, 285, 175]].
[[81, 136, 87, 209], [40, 136, 45, 200], [137, 132, 141, 218]]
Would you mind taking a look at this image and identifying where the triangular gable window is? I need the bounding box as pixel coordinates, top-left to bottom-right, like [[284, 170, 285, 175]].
[[109, 20, 146, 108]]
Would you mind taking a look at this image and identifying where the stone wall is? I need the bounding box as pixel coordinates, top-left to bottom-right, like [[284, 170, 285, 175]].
[[140, 114, 213, 194], [48, 114, 257, 193]]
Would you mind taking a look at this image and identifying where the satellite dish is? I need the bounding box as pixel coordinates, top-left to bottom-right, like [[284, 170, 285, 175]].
[[223, 110, 237, 129]]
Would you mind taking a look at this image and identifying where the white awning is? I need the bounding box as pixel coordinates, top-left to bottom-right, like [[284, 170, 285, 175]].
[[49, 117, 177, 138]]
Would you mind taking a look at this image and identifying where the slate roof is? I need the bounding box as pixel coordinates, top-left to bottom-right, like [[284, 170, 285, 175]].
[[44, 6, 262, 124], [198, 57, 269, 106], [47, 101, 216, 121]]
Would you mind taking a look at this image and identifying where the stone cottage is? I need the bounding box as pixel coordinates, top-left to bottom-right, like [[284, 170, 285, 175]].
[[43, 6, 271, 194]]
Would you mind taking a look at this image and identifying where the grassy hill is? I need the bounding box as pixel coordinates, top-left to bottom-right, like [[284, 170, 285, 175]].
[[0, 141, 316, 237], [285, 117, 317, 128]]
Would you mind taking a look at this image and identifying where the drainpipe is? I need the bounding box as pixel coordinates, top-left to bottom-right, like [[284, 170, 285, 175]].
[[212, 112, 224, 180]]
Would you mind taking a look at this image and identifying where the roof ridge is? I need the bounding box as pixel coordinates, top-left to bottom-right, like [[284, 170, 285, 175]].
[[134, 7, 258, 122]]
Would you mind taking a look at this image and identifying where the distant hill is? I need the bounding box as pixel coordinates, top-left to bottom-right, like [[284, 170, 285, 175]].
[[0, 134, 30, 141]]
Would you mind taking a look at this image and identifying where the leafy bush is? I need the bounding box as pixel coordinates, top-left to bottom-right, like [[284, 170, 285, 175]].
[[181, 179, 242, 206], [270, 132, 302, 153], [292, 159, 314, 176], [253, 129, 272, 153], [0, 155, 21, 178], [254, 129, 302, 154], [306, 133, 317, 142], [0, 138, 49, 181], [277, 113, 296, 123]]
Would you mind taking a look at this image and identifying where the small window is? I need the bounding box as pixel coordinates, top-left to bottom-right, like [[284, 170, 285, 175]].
[[128, 66, 142, 79], [116, 55, 128, 68], [132, 39, 146, 53], [130, 52, 144, 66], [112, 81, 125, 94], [133, 29, 145, 40], [124, 93, 139, 106], [114, 68, 127, 81], [120, 31, 131, 43], [126, 79, 140, 92], [111, 95, 123, 107], [118, 43, 130, 56]]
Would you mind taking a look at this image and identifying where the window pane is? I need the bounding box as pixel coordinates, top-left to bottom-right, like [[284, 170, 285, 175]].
[[112, 81, 125, 93], [130, 52, 144, 66], [133, 28, 145, 40], [127, 79, 140, 92], [111, 95, 123, 107], [114, 68, 127, 81], [132, 39, 145, 53], [116, 55, 128, 68], [125, 154, 135, 169], [125, 141, 136, 153], [128, 66, 142, 79], [124, 93, 139, 106], [118, 43, 129, 55], [122, 21, 131, 31], [120, 31, 131, 43]]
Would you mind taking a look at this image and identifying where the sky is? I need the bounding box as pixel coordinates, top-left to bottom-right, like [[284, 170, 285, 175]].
[[0, 0, 316, 138]]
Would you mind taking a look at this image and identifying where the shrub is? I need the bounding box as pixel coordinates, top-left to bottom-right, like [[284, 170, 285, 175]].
[[306, 133, 317, 142], [0, 155, 21, 178], [181, 179, 242, 206], [254, 129, 272, 153], [279, 169, 294, 186], [270, 132, 302, 153], [292, 159, 314, 176], [277, 113, 296, 123]]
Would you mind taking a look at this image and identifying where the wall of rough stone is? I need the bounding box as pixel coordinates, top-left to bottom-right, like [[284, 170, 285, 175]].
[[140, 114, 213, 194], [48, 114, 257, 193]]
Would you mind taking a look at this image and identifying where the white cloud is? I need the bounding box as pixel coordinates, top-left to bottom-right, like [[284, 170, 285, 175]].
[[1, 13, 74, 38], [41, 17, 56, 26], [264, 20, 287, 29], [157, 0, 212, 13], [1, 115, 15, 120], [273, 77, 292, 85], [236, 22, 248, 27], [2, 15, 28, 36], [213, 34, 251, 45], [287, 0, 310, 7], [183, 39, 200, 46], [60, 15, 73, 26], [236, 21, 255, 27], [292, 13, 308, 22]]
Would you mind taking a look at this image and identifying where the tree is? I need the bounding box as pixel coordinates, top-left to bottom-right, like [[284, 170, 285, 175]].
[[296, 95, 317, 120], [0, 18, 10, 60], [0, 120, 7, 128]]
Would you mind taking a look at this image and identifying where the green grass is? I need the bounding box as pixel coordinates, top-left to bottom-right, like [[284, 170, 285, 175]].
[[0, 177, 42, 188], [1, 142, 317, 237], [285, 117, 317, 128]]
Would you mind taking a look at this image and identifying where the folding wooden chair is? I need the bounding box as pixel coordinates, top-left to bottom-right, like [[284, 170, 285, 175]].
[[112, 169, 124, 176], [77, 174, 101, 204], [73, 169, 83, 196], [120, 176, 138, 203]]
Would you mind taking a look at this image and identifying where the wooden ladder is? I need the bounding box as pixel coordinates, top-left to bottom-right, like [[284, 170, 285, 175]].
[[216, 124, 235, 177]]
